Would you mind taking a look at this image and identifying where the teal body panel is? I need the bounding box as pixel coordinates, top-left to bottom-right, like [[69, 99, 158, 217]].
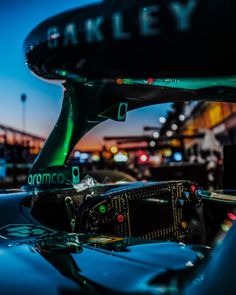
[[0, 191, 207, 294]]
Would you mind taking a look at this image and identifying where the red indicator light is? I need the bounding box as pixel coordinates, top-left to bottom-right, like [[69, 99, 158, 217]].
[[147, 78, 154, 85], [190, 184, 197, 193], [140, 154, 148, 163], [116, 78, 123, 85], [137, 151, 149, 165], [117, 214, 125, 223], [228, 212, 236, 221]]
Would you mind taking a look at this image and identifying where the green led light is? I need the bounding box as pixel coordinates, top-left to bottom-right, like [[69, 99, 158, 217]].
[[99, 204, 107, 214], [60, 70, 67, 76]]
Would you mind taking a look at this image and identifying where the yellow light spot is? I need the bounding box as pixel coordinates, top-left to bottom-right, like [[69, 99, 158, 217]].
[[181, 221, 188, 229], [110, 146, 118, 154]]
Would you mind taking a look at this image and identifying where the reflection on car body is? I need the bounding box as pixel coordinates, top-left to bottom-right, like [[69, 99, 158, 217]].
[[1, 0, 236, 294]]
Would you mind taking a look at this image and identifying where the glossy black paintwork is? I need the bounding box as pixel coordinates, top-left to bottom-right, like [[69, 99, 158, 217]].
[[23, 0, 236, 171], [0, 191, 208, 294], [4, 1, 236, 293], [24, 0, 236, 80]]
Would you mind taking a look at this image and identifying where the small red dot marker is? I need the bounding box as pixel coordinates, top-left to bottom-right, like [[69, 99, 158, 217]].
[[117, 214, 125, 223], [190, 184, 197, 193]]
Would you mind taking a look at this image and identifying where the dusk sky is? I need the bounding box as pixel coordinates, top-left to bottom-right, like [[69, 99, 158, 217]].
[[0, 0, 171, 150]]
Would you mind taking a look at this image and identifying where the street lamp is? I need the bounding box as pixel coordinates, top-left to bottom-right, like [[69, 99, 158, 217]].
[[21, 94, 27, 144], [21, 94, 27, 132]]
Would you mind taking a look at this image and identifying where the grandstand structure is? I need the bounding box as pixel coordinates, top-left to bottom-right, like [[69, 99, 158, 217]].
[[0, 124, 45, 155]]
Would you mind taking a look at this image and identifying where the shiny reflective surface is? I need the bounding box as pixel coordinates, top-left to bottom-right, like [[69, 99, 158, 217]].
[[1, 1, 236, 294], [24, 0, 236, 80], [0, 190, 209, 294]]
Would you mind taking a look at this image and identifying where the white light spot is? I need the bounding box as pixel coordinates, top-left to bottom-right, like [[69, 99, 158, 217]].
[[166, 130, 173, 137], [179, 114, 185, 121], [186, 261, 194, 267], [153, 132, 160, 139], [159, 116, 166, 124], [171, 124, 178, 131], [149, 141, 156, 148]]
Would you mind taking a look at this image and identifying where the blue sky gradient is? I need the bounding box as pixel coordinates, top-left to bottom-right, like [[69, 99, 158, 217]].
[[0, 0, 102, 137], [0, 0, 171, 149]]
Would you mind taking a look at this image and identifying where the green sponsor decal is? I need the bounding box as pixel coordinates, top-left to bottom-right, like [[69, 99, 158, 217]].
[[27, 165, 80, 186], [0, 224, 55, 240]]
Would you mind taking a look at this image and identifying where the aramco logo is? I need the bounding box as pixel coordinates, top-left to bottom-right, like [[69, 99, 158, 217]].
[[27, 172, 65, 185]]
